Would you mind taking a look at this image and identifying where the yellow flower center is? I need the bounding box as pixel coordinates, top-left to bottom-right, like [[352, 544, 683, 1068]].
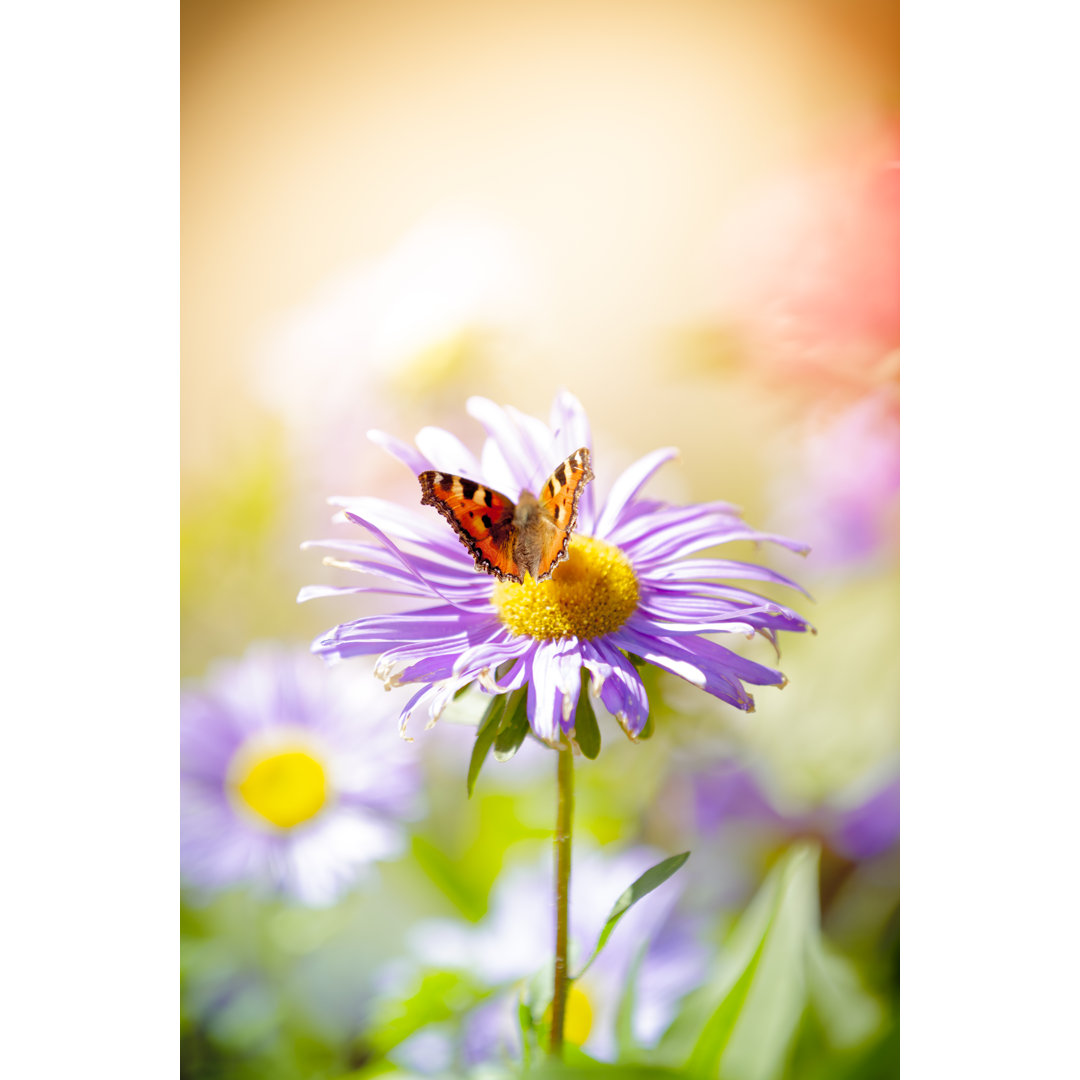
[[234, 748, 328, 829], [543, 981, 595, 1047], [493, 536, 638, 640]]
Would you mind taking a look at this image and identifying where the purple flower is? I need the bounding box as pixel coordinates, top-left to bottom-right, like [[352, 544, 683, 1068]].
[[768, 391, 899, 573], [690, 758, 899, 861], [301, 393, 810, 744], [181, 643, 422, 905], [407, 844, 705, 1063]]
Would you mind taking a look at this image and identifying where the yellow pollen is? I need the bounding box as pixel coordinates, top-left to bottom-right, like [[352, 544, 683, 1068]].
[[493, 536, 638, 640], [234, 749, 328, 829]]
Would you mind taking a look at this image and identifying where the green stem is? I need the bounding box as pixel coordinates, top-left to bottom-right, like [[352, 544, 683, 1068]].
[[549, 740, 575, 1058]]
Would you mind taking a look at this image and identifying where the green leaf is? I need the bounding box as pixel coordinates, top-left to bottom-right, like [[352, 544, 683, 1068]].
[[493, 689, 530, 761], [574, 851, 690, 979], [655, 841, 884, 1080], [683, 914, 772, 1076], [524, 1063, 686, 1079], [676, 844, 818, 1079], [410, 835, 487, 921], [467, 692, 512, 797], [367, 971, 474, 1055], [803, 930, 885, 1052], [522, 956, 556, 1022], [573, 671, 601, 760], [614, 942, 648, 1061], [517, 995, 538, 1071]]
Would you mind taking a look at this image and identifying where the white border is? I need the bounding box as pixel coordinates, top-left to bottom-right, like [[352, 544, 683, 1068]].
[[904, 2, 1079, 1076], [1, 1, 177, 1074]]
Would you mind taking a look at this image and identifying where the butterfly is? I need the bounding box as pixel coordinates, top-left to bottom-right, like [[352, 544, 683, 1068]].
[[419, 448, 594, 584]]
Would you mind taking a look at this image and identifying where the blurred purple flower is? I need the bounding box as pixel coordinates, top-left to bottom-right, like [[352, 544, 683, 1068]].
[[301, 392, 810, 744], [406, 844, 705, 1063], [769, 391, 899, 572], [691, 759, 899, 862], [181, 643, 422, 905]]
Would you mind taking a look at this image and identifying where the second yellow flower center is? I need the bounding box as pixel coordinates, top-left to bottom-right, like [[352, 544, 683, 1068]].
[[543, 981, 594, 1047], [493, 535, 639, 640], [234, 748, 328, 829]]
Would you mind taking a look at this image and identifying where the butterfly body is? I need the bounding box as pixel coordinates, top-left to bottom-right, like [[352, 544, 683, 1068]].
[[419, 448, 593, 584]]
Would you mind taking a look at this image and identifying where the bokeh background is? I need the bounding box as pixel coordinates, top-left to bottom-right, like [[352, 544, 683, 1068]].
[[181, 1, 899, 1076]]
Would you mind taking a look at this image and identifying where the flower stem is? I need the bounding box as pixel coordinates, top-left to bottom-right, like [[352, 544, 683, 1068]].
[[549, 740, 574, 1058]]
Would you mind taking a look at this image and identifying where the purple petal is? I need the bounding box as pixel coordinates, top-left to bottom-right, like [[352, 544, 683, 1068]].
[[453, 632, 535, 679], [329, 497, 460, 549], [609, 503, 741, 550], [693, 763, 786, 832], [484, 653, 533, 692], [319, 607, 500, 651], [582, 640, 649, 736], [397, 678, 473, 733], [612, 625, 772, 710], [466, 396, 537, 492], [635, 593, 809, 635], [833, 776, 900, 859], [526, 640, 581, 743], [549, 390, 596, 531], [368, 429, 433, 475], [505, 404, 558, 491], [297, 582, 433, 604], [641, 582, 807, 623], [302, 537, 490, 593], [549, 390, 593, 462], [627, 621, 784, 687], [552, 642, 584, 733], [371, 622, 510, 682], [342, 511, 474, 610], [180, 696, 246, 778], [645, 558, 812, 597], [302, 552, 489, 604], [379, 623, 517, 686], [594, 447, 680, 539], [527, 643, 560, 743], [414, 426, 483, 477], [630, 517, 810, 568], [478, 438, 524, 500], [315, 610, 496, 665]]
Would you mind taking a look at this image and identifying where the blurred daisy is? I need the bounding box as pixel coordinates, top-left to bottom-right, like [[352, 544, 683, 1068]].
[[301, 392, 810, 744], [181, 643, 421, 905], [406, 844, 705, 1064], [769, 390, 899, 573], [689, 759, 900, 863]]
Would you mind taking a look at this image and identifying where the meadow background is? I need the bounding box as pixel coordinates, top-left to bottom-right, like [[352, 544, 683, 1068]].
[[181, 2, 900, 1076]]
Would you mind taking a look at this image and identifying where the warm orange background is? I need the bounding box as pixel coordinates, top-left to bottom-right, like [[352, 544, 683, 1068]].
[[182, 0, 898, 477]]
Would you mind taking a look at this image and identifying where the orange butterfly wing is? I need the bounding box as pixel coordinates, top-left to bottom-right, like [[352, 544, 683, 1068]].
[[532, 447, 594, 580], [419, 448, 593, 584], [418, 471, 523, 582]]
